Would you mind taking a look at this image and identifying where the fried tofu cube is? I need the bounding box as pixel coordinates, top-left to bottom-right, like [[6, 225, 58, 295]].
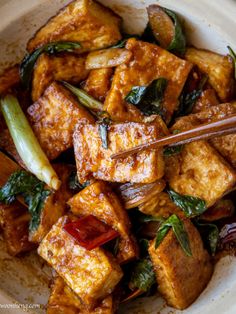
[[139, 192, 183, 219], [173, 102, 236, 169], [29, 164, 75, 243], [73, 121, 165, 183], [192, 89, 219, 113], [47, 276, 115, 314], [0, 65, 20, 95], [38, 216, 123, 308], [27, 0, 122, 53], [148, 217, 213, 310], [185, 48, 234, 102], [0, 202, 35, 256], [27, 82, 95, 160], [84, 68, 113, 102], [32, 53, 89, 102], [68, 181, 138, 263], [165, 116, 236, 206], [104, 38, 192, 122]]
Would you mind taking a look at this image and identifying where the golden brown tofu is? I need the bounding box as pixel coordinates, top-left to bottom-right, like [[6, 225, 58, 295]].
[[0, 65, 20, 95], [0, 202, 35, 256], [192, 89, 219, 113], [104, 38, 192, 122], [68, 181, 138, 263], [27, 82, 95, 160], [173, 102, 236, 169], [84, 68, 113, 101], [73, 121, 165, 184], [148, 217, 213, 310], [47, 276, 115, 314], [32, 53, 89, 102], [38, 216, 123, 308], [165, 139, 236, 207], [139, 192, 183, 219], [185, 48, 234, 102], [27, 0, 122, 53], [29, 164, 75, 243]]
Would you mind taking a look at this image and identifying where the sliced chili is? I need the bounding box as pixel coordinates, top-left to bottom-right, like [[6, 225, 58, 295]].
[[63, 215, 119, 250]]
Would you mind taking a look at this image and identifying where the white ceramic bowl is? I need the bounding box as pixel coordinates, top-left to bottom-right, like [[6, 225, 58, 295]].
[[0, 0, 236, 313]]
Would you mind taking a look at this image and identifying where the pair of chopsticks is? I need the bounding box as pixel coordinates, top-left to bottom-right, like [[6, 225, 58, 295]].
[[111, 115, 236, 159]]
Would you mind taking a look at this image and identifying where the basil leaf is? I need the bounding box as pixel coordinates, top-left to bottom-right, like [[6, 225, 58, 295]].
[[68, 171, 89, 191], [177, 75, 208, 116], [125, 78, 168, 118], [168, 189, 207, 218], [164, 145, 183, 156], [155, 214, 192, 256], [195, 221, 219, 255], [0, 170, 50, 231], [163, 8, 186, 55], [136, 211, 164, 224], [125, 86, 147, 105], [98, 117, 110, 149], [112, 34, 140, 48], [20, 41, 81, 89], [227, 46, 236, 79], [129, 258, 156, 292]]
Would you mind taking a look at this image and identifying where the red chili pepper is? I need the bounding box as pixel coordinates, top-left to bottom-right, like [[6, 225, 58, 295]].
[[63, 215, 119, 250]]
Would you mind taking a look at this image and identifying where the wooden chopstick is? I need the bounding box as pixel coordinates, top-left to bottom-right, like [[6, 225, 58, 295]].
[[111, 115, 236, 160]]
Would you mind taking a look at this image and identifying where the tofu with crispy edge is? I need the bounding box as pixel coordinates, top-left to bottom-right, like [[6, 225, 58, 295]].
[[0, 202, 35, 256], [84, 68, 113, 101], [104, 38, 192, 122], [29, 164, 75, 243], [47, 276, 115, 314], [165, 115, 236, 207], [27, 82, 95, 160], [148, 217, 213, 310], [38, 216, 123, 309], [68, 181, 138, 263], [27, 0, 122, 53], [172, 102, 236, 169], [139, 192, 183, 219], [185, 48, 234, 102], [32, 53, 89, 102], [73, 120, 165, 184], [192, 89, 219, 113]]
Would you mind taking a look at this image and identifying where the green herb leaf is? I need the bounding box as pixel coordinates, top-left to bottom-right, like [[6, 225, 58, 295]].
[[20, 41, 81, 89], [168, 189, 207, 218], [162, 8, 186, 55], [155, 214, 192, 256], [227, 46, 236, 79], [112, 34, 140, 48], [98, 117, 110, 149], [195, 221, 219, 255], [177, 75, 208, 117], [135, 211, 164, 224], [164, 145, 183, 156], [68, 171, 89, 191], [129, 258, 156, 292], [0, 170, 50, 231], [125, 86, 147, 105], [125, 78, 168, 118]]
